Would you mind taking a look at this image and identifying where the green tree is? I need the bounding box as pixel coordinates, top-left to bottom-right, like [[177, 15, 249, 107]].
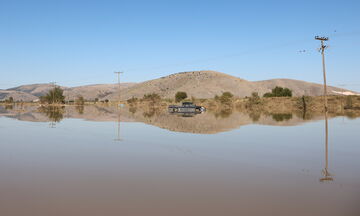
[[263, 92, 273, 98], [263, 86, 292, 97], [175, 91, 187, 102], [40, 87, 65, 104]]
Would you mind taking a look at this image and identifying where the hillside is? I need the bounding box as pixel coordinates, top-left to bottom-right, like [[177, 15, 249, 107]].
[[1, 71, 357, 101], [1, 83, 135, 101], [0, 90, 38, 102], [64, 83, 135, 101], [8, 83, 65, 97], [104, 70, 356, 100]]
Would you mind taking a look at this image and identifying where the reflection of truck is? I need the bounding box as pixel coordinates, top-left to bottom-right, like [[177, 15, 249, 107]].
[[168, 102, 206, 113]]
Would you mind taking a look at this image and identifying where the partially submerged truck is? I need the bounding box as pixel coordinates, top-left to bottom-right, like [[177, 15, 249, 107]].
[[168, 102, 206, 114]]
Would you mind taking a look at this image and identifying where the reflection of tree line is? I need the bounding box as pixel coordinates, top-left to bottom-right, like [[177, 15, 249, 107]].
[[3, 104, 356, 126], [131, 103, 360, 123], [142, 107, 162, 118], [75, 105, 84, 114], [5, 104, 13, 110], [271, 113, 293, 122], [38, 106, 65, 122], [37, 105, 86, 122], [210, 107, 295, 122]]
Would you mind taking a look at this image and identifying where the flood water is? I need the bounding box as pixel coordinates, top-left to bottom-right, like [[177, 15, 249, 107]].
[[0, 105, 359, 216]]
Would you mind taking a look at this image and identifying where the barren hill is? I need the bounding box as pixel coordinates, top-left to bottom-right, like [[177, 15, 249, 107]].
[[0, 90, 38, 101], [104, 70, 356, 100], [2, 70, 357, 101], [64, 83, 135, 101], [8, 83, 62, 97], [1, 83, 135, 101]]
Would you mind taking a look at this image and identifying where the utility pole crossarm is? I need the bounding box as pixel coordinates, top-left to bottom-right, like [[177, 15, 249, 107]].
[[315, 36, 329, 41]]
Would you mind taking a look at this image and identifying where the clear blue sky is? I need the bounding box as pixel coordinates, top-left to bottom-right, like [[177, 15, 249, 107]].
[[1, 0, 360, 91]]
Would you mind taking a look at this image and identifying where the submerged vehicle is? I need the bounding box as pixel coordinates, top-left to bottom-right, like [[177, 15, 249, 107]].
[[168, 102, 206, 114]]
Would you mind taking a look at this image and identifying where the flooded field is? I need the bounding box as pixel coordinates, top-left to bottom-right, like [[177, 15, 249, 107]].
[[0, 105, 359, 216]]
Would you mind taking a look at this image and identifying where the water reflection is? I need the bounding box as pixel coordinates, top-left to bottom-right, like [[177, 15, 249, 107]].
[[143, 109, 156, 118], [5, 104, 14, 110], [1, 105, 360, 134], [128, 106, 137, 114], [1, 105, 360, 216], [271, 113, 293, 122], [248, 112, 261, 122], [114, 110, 122, 142], [75, 105, 84, 114], [213, 108, 233, 118], [38, 106, 65, 126], [320, 111, 333, 182]]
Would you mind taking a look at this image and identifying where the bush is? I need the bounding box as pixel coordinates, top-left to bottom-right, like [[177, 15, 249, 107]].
[[75, 95, 85, 105], [249, 92, 261, 104], [263, 86, 292, 97], [175, 91, 187, 102], [127, 97, 138, 104], [143, 93, 161, 102], [216, 92, 234, 104], [272, 113, 293, 122], [222, 92, 233, 98]]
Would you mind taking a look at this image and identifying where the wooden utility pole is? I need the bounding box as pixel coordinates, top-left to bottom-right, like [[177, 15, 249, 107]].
[[114, 71, 123, 105], [315, 36, 329, 111]]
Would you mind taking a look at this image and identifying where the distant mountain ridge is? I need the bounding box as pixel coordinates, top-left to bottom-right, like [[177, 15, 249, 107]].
[[1, 70, 358, 101]]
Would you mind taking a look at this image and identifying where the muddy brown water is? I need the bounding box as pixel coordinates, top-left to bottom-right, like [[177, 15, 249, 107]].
[[0, 105, 359, 216]]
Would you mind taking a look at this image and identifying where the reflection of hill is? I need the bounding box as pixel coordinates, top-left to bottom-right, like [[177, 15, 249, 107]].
[[1, 105, 359, 134]]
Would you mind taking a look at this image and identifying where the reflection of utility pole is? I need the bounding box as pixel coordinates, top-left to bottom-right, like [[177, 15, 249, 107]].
[[315, 36, 329, 111], [114, 111, 122, 142], [50, 82, 57, 105], [320, 111, 333, 182], [49, 121, 56, 128], [114, 71, 123, 106], [113, 72, 123, 141]]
